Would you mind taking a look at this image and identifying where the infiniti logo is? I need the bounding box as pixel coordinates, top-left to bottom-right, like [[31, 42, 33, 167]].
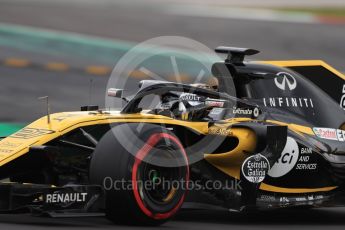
[[274, 72, 297, 91]]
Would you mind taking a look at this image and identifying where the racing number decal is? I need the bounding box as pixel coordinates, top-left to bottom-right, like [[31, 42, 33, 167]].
[[340, 84, 345, 110], [267, 137, 299, 178], [10, 128, 55, 139]]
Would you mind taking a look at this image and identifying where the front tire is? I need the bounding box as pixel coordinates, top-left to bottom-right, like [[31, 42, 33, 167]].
[[90, 124, 189, 226]]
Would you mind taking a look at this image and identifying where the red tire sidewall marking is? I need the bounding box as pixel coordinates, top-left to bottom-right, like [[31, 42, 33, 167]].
[[131, 132, 189, 220]]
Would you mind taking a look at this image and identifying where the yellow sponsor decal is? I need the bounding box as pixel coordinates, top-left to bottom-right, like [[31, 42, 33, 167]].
[[208, 124, 232, 136], [10, 128, 55, 139]]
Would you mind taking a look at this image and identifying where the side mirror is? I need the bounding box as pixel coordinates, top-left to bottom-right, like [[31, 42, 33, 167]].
[[107, 88, 124, 98], [107, 88, 129, 103]]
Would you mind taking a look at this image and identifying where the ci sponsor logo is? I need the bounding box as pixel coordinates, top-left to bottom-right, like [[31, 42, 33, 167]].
[[268, 137, 299, 178]]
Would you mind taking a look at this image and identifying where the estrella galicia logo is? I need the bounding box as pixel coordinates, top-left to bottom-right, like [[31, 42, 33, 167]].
[[241, 154, 270, 183], [274, 72, 297, 91]]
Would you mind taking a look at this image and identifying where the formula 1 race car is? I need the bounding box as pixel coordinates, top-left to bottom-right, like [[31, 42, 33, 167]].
[[1, 46, 345, 226]]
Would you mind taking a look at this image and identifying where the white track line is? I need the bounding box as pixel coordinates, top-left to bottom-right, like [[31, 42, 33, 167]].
[[2, 0, 345, 8], [166, 5, 319, 24]]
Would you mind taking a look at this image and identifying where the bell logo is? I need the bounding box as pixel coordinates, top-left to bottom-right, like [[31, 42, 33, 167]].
[[268, 137, 299, 178], [274, 72, 297, 91]]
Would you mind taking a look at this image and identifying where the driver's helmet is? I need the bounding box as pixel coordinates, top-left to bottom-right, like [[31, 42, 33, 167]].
[[190, 80, 218, 92]]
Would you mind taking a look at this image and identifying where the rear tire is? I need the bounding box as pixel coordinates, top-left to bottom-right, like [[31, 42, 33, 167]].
[[90, 124, 189, 226]]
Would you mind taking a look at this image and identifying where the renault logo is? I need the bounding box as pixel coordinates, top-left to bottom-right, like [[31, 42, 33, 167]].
[[274, 72, 297, 91]]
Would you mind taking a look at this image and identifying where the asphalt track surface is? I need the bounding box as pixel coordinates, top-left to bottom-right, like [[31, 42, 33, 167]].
[[1, 208, 345, 230], [0, 0, 345, 123], [0, 0, 345, 68], [1, 0, 345, 229]]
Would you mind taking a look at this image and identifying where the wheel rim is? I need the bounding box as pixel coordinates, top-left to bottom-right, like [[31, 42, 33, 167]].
[[131, 132, 189, 220], [138, 148, 181, 205]]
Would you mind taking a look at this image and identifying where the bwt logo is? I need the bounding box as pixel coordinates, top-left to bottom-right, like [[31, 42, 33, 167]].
[[274, 72, 297, 91]]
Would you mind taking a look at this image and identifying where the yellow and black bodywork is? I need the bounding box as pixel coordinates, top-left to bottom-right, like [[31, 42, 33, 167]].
[[1, 47, 345, 224]]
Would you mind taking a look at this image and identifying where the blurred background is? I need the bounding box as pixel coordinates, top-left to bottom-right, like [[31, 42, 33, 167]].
[[0, 0, 345, 134]]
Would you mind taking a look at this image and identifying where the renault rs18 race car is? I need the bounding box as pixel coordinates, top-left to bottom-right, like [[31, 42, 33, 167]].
[[1, 46, 345, 226]]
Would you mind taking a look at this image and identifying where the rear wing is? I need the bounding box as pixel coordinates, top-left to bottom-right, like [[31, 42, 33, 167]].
[[264, 60, 345, 110]]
